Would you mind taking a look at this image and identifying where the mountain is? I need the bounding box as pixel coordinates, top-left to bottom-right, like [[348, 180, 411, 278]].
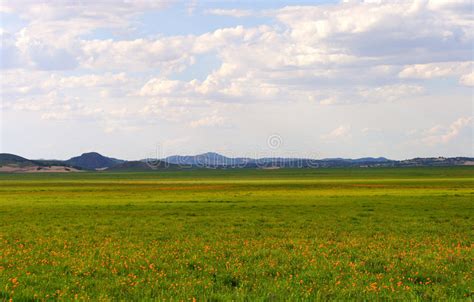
[[1, 152, 473, 173], [163, 153, 395, 168], [162, 153, 474, 168], [0, 153, 36, 166], [355, 157, 389, 163], [239, 157, 394, 168], [107, 160, 179, 171], [320, 157, 389, 163], [65, 152, 124, 170], [398, 157, 474, 167], [0, 153, 81, 173], [165, 152, 253, 167]]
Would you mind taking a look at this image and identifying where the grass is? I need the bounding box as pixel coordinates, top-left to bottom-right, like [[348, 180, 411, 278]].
[[0, 167, 473, 300]]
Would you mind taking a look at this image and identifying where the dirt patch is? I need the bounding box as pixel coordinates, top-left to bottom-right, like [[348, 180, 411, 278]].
[[0, 165, 82, 173]]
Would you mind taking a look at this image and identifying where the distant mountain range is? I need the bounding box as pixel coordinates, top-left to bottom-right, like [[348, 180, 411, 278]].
[[163, 152, 474, 169], [163, 152, 394, 168], [165, 152, 253, 167], [1, 152, 473, 172]]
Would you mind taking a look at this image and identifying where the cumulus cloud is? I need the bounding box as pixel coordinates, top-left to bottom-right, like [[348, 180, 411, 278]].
[[54, 73, 129, 88], [399, 61, 473, 86], [459, 72, 474, 87], [4, 1, 169, 41], [2, 1, 169, 71], [139, 99, 192, 123], [190, 112, 227, 128], [0, 70, 136, 100], [2, 90, 103, 122], [321, 125, 352, 140], [421, 117, 473, 145], [0, 30, 24, 69], [3, 0, 470, 109], [272, 1, 472, 70], [206, 9, 253, 18], [4, 0, 472, 90], [80, 37, 197, 73], [139, 78, 183, 96], [2, 1, 473, 159], [357, 84, 424, 102]]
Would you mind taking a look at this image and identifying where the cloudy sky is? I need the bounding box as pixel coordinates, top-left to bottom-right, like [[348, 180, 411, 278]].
[[1, 0, 472, 160]]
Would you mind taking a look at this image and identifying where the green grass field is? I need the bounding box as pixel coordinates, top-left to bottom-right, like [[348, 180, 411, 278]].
[[0, 167, 473, 300]]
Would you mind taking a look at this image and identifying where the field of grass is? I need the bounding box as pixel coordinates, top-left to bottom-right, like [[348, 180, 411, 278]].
[[0, 167, 473, 300]]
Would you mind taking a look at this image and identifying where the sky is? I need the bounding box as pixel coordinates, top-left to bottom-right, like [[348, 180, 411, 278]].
[[0, 0, 473, 160]]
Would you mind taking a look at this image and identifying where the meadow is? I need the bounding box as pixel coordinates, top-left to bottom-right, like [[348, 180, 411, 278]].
[[0, 167, 473, 300]]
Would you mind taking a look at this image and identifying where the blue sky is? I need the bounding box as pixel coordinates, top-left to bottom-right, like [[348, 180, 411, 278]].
[[0, 0, 472, 160]]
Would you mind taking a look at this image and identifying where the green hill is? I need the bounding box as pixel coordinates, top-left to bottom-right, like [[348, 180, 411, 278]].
[[0, 153, 36, 166]]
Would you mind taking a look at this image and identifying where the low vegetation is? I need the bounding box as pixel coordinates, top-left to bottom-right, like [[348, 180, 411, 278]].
[[0, 167, 472, 300]]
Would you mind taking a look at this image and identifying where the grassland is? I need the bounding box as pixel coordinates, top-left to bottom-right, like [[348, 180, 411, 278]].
[[0, 167, 473, 300]]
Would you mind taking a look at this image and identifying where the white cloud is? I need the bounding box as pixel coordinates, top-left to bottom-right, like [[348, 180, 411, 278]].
[[0, 70, 135, 98], [0, 4, 13, 13], [421, 117, 473, 145], [319, 97, 338, 105], [4, 91, 104, 121], [139, 99, 191, 123], [206, 9, 253, 18], [459, 72, 474, 87], [1, 30, 24, 68], [4, 1, 169, 41], [2, 1, 473, 159], [4, 0, 472, 99], [2, 1, 169, 71], [79, 37, 197, 73], [14, 28, 79, 70], [358, 84, 424, 102], [399, 62, 470, 79], [273, 1, 472, 65], [139, 78, 184, 96], [321, 125, 351, 140], [189, 112, 227, 128], [54, 73, 129, 88]]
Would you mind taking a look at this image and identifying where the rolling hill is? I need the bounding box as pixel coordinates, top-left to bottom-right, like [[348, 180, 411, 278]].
[[65, 152, 124, 170], [165, 152, 252, 167], [106, 160, 179, 171], [0, 153, 81, 172], [0, 153, 36, 166]]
